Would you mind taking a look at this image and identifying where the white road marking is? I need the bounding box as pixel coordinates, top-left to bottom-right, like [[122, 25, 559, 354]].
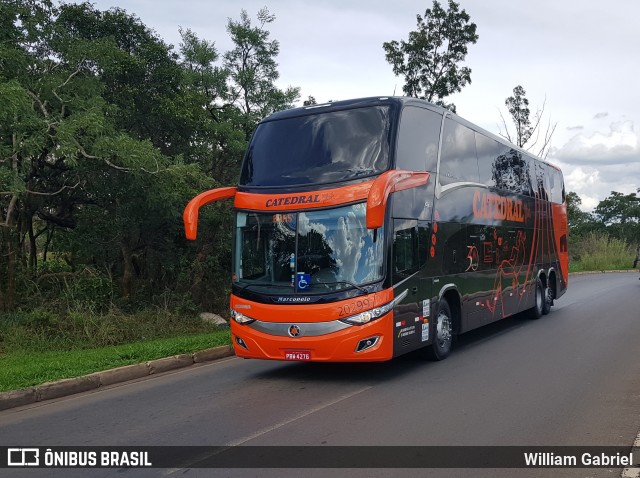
[[160, 385, 372, 476]]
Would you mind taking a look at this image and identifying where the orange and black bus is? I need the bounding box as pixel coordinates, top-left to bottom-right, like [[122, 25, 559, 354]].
[[184, 97, 568, 362]]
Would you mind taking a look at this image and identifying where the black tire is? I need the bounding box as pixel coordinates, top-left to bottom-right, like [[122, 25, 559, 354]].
[[426, 299, 453, 361], [529, 277, 545, 319], [542, 282, 553, 315]]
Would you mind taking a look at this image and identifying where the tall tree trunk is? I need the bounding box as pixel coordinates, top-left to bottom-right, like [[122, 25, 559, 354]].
[[27, 212, 37, 273], [121, 240, 134, 298], [0, 228, 18, 312]]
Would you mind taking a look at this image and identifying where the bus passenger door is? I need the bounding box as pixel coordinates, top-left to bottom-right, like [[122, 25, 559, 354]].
[[391, 219, 430, 356]]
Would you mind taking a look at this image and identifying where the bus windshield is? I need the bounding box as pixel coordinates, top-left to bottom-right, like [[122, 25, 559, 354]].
[[234, 203, 384, 294], [240, 106, 392, 187]]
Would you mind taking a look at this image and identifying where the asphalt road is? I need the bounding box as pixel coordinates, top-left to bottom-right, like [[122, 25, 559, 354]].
[[1, 272, 640, 478]]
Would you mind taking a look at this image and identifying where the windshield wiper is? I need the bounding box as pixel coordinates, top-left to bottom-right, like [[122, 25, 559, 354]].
[[238, 282, 293, 292], [315, 279, 368, 294]]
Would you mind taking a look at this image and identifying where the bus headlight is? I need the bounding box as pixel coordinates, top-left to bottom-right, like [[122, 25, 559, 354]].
[[231, 308, 256, 325], [340, 300, 394, 326]]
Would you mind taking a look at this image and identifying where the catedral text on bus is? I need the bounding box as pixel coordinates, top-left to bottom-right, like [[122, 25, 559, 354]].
[[183, 97, 569, 362]]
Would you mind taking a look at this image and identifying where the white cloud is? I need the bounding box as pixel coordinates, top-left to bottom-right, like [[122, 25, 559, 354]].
[[553, 120, 640, 166], [550, 117, 639, 211]]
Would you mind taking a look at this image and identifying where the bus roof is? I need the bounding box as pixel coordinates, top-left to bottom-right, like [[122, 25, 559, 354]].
[[262, 96, 558, 171]]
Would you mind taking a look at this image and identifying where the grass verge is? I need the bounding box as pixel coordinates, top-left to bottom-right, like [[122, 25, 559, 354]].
[[569, 232, 636, 272], [0, 330, 230, 392]]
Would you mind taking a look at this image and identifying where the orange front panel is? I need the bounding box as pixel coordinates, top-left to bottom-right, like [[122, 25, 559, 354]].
[[229, 289, 396, 362], [230, 289, 394, 323], [234, 182, 372, 212], [231, 314, 394, 362]]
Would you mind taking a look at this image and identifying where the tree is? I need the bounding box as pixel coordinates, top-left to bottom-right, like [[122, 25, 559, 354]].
[[224, 8, 300, 139], [499, 85, 557, 158], [593, 191, 640, 245], [0, 0, 210, 308], [303, 95, 317, 106], [178, 27, 245, 184], [382, 0, 478, 112], [566, 191, 599, 236], [0, 2, 301, 314]]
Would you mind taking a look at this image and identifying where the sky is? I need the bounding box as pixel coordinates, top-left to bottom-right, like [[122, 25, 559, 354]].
[[85, 0, 640, 211]]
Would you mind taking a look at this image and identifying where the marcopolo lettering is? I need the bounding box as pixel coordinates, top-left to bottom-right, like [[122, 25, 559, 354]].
[[277, 297, 312, 303], [473, 191, 525, 223], [265, 195, 321, 207]]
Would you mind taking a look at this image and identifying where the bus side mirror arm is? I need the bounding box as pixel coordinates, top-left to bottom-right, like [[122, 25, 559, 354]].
[[366, 170, 430, 229], [183, 187, 237, 240]]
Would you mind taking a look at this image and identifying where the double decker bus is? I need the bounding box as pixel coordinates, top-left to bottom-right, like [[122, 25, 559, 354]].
[[184, 97, 568, 362]]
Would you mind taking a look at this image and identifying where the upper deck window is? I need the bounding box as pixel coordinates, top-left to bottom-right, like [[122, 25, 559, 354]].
[[240, 106, 392, 187], [395, 106, 442, 173]]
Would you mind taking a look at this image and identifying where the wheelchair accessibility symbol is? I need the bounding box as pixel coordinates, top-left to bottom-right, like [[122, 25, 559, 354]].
[[297, 273, 311, 290]]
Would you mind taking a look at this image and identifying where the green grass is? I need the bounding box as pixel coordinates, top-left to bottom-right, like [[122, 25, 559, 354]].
[[0, 308, 232, 392], [569, 232, 636, 272], [0, 330, 231, 392]]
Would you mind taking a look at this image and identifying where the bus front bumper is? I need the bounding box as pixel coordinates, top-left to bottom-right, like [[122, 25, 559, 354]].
[[230, 315, 394, 362]]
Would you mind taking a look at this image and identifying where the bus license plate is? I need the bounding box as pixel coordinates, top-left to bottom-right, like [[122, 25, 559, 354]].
[[284, 350, 311, 361]]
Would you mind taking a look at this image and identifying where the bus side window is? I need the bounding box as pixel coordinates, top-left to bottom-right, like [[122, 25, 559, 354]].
[[439, 119, 479, 186], [549, 167, 564, 204], [396, 106, 442, 172], [475, 134, 499, 188], [393, 219, 419, 284], [535, 162, 550, 201]]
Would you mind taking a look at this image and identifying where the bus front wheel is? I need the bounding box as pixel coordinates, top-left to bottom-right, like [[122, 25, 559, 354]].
[[426, 299, 453, 361]]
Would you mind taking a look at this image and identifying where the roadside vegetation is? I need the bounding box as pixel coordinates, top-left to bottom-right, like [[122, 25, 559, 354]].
[[569, 232, 636, 273], [0, 308, 230, 391], [567, 192, 639, 273]]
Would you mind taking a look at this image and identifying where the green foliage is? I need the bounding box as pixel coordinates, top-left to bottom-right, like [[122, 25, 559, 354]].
[[593, 191, 640, 245], [224, 7, 300, 138], [382, 0, 478, 112], [0, 2, 299, 316], [570, 232, 634, 272], [498, 85, 557, 158], [566, 191, 602, 246], [568, 190, 639, 265], [505, 86, 532, 147], [0, 307, 222, 353]]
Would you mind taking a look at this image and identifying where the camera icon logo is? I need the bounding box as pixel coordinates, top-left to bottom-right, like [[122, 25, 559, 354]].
[[7, 448, 40, 467]]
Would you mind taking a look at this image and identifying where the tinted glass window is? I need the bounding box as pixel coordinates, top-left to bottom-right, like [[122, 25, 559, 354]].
[[393, 219, 419, 283], [234, 204, 384, 294], [534, 162, 550, 201], [439, 119, 479, 186], [548, 166, 565, 204], [396, 106, 442, 172], [494, 149, 531, 195], [476, 134, 507, 188], [476, 133, 531, 195], [240, 106, 392, 187]]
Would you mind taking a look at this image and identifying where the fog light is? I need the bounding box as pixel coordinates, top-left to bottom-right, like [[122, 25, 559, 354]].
[[235, 336, 249, 350], [356, 336, 380, 352]]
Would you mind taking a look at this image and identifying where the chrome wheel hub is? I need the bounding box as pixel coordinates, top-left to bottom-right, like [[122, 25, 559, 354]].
[[436, 312, 452, 348]]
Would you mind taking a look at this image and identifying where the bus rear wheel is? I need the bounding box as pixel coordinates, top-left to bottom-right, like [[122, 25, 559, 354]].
[[529, 277, 545, 319], [426, 299, 453, 361], [542, 282, 553, 315]]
